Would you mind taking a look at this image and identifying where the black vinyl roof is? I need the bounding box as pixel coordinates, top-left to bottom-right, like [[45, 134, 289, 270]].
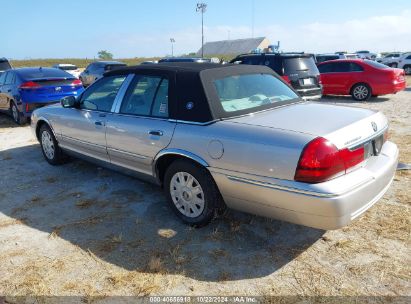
[[104, 63, 286, 123], [105, 62, 228, 76]]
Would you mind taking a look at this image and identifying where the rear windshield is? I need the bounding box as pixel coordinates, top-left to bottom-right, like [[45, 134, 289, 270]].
[[316, 55, 339, 63], [104, 64, 126, 71], [365, 60, 389, 69], [283, 57, 318, 74], [59, 65, 78, 71], [214, 74, 298, 113], [0, 60, 11, 71], [17, 68, 74, 79]]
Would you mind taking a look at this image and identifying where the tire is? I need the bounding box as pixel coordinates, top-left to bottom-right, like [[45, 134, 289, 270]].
[[404, 65, 411, 75], [10, 101, 27, 125], [39, 124, 65, 165], [164, 159, 226, 227], [390, 63, 398, 68], [351, 83, 371, 101]]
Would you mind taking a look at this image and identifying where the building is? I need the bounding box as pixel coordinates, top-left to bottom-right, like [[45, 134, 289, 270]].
[[196, 37, 270, 57]]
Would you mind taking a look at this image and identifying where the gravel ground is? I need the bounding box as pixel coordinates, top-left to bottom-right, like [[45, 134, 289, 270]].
[[0, 79, 410, 300]]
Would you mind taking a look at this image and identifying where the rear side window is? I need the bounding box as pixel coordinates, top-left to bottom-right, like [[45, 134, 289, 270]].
[[0, 60, 11, 71], [265, 56, 283, 74], [365, 60, 389, 69], [406, 55, 411, 60], [80, 75, 126, 112], [5, 72, 15, 84], [350, 63, 364, 72], [333, 62, 351, 73], [120, 75, 168, 118]]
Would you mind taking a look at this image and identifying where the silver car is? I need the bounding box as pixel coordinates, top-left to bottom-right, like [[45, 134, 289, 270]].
[[31, 63, 398, 230]]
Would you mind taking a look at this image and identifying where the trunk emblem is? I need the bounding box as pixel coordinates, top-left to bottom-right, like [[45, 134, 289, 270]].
[[55, 86, 62, 92], [371, 122, 378, 132]]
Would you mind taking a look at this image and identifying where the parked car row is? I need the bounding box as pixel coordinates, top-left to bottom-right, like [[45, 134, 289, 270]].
[[0, 48, 408, 125], [376, 52, 411, 74], [30, 62, 399, 230]]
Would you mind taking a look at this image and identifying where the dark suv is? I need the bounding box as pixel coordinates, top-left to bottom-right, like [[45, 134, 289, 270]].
[[230, 53, 322, 99], [0, 58, 12, 74]]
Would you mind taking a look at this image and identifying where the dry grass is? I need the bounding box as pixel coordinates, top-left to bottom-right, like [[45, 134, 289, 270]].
[[44, 177, 58, 184], [0, 218, 24, 229]]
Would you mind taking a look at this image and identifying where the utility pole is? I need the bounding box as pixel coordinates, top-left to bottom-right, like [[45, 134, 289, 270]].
[[170, 38, 175, 57], [196, 3, 207, 58], [251, 0, 255, 38]]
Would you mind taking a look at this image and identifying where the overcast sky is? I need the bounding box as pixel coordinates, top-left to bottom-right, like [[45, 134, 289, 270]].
[[2, 0, 411, 59]]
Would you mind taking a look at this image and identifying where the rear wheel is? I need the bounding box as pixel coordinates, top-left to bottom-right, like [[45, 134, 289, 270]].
[[39, 124, 65, 165], [404, 65, 411, 75], [390, 63, 398, 68], [10, 101, 27, 125], [351, 83, 371, 101], [164, 159, 225, 227]]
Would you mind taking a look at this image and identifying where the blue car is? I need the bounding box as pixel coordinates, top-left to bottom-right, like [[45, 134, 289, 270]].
[[0, 67, 84, 124]]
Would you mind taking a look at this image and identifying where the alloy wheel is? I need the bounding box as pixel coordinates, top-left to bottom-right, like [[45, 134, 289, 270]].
[[405, 66, 411, 75], [170, 171, 205, 218], [353, 85, 369, 100], [41, 130, 55, 160]]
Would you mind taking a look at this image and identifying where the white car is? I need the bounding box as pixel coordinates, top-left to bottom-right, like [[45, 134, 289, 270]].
[[376, 53, 402, 67], [52, 64, 81, 78], [356, 50, 377, 60], [397, 53, 411, 75]]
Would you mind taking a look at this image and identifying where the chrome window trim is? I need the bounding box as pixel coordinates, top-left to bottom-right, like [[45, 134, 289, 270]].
[[112, 74, 135, 113]]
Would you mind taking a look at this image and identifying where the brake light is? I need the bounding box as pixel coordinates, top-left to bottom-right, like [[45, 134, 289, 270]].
[[19, 81, 40, 89], [71, 79, 82, 86], [295, 137, 365, 183], [282, 75, 291, 84]]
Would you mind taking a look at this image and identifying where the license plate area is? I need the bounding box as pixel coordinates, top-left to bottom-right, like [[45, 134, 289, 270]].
[[364, 135, 384, 158], [302, 78, 313, 85]]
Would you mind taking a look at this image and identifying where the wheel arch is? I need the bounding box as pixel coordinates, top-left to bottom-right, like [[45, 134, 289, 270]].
[[350, 82, 372, 95], [153, 149, 209, 185], [35, 118, 57, 142]]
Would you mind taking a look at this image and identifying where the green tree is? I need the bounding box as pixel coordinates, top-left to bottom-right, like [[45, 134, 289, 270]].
[[97, 50, 113, 60]]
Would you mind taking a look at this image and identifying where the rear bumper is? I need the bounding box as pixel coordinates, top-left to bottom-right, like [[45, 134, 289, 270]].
[[19, 101, 59, 117], [296, 87, 323, 100], [374, 81, 406, 95], [209, 141, 398, 230]]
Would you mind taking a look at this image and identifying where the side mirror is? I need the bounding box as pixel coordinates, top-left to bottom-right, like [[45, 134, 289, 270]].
[[61, 96, 78, 108]]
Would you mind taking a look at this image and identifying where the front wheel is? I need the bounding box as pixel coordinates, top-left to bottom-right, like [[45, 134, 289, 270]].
[[404, 65, 411, 75], [39, 124, 65, 165], [164, 160, 225, 227], [351, 83, 371, 101]]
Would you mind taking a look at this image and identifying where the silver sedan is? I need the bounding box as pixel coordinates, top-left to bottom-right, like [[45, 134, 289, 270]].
[[31, 63, 398, 229]]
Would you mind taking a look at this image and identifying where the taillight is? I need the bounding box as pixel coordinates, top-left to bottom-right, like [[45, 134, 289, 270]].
[[19, 81, 40, 89], [71, 79, 82, 87], [282, 75, 291, 84], [295, 137, 365, 183]]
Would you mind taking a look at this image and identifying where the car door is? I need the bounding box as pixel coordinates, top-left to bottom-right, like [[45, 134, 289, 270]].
[[1, 72, 15, 110], [0, 72, 7, 110], [318, 62, 337, 94], [106, 73, 176, 176], [58, 75, 128, 162]]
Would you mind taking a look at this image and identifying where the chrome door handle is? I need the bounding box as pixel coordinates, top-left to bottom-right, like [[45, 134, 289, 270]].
[[149, 130, 163, 136]]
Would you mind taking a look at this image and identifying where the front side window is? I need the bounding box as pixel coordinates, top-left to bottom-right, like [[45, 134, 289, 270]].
[[5, 72, 15, 84], [80, 75, 126, 111], [349, 63, 364, 72], [214, 74, 298, 113], [120, 75, 168, 118]]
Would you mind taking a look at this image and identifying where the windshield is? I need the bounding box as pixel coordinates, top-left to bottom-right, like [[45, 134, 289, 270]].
[[365, 60, 389, 69], [283, 57, 318, 74], [0, 60, 11, 71], [214, 74, 299, 113]]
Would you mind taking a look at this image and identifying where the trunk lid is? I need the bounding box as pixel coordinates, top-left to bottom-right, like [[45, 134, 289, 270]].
[[225, 102, 388, 149]]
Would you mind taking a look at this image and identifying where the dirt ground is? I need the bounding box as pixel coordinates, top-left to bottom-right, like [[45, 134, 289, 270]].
[[0, 79, 410, 300]]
